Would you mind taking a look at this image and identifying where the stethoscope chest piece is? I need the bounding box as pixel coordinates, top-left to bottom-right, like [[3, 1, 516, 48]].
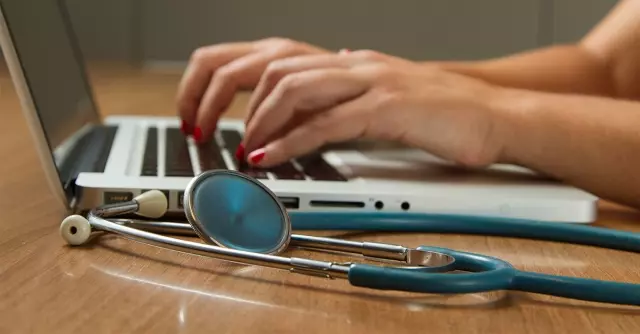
[[183, 169, 292, 254]]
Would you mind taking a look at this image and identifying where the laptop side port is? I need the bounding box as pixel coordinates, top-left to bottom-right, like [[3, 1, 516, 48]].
[[309, 200, 365, 208], [278, 197, 300, 209]]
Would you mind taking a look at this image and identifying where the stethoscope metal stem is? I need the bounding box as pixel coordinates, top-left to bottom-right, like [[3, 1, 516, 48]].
[[121, 220, 408, 261], [116, 219, 453, 269], [290, 235, 408, 262], [90, 206, 351, 279]]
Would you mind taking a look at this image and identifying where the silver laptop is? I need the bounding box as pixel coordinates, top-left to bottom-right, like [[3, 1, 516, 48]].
[[0, 0, 598, 223]]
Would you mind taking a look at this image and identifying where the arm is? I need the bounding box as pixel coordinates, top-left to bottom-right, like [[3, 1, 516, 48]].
[[431, 0, 640, 100], [495, 87, 640, 209], [473, 0, 640, 208], [435, 45, 615, 97]]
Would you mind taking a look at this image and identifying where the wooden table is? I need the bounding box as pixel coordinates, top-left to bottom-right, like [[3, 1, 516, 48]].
[[2, 62, 640, 334]]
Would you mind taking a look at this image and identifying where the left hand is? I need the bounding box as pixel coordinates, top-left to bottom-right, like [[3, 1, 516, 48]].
[[241, 50, 509, 168]]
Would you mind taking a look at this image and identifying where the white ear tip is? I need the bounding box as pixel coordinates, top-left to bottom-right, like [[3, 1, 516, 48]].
[[60, 215, 92, 245], [134, 190, 168, 218]]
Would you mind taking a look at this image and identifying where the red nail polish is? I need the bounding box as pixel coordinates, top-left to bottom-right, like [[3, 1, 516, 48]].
[[180, 120, 191, 135], [235, 144, 245, 160], [248, 149, 265, 164], [193, 127, 203, 143]]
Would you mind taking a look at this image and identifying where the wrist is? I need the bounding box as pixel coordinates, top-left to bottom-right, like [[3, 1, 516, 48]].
[[485, 86, 537, 166]]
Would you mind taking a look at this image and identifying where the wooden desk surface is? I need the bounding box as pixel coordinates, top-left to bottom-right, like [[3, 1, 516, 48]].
[[2, 62, 640, 334]]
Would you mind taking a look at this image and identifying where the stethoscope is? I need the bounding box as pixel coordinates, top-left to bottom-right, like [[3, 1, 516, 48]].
[[60, 169, 640, 306]]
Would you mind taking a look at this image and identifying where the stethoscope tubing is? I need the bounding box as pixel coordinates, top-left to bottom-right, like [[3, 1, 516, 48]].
[[349, 246, 640, 306], [288, 212, 640, 253], [286, 212, 640, 305]]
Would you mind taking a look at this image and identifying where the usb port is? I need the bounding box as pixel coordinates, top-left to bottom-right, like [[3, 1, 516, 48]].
[[278, 197, 299, 209], [104, 191, 133, 204]]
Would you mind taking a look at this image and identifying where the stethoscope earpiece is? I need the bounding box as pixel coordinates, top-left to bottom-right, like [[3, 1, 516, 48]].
[[60, 214, 92, 245]]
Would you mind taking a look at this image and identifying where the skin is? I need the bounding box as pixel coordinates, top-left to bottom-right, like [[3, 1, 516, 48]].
[[176, 0, 640, 209]]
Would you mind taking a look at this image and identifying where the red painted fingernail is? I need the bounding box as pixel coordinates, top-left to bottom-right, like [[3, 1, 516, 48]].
[[193, 126, 203, 143], [248, 148, 265, 164], [180, 120, 192, 135], [235, 144, 245, 160]]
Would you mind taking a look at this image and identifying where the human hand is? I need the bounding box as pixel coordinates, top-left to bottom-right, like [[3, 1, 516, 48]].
[[176, 37, 329, 142], [240, 50, 509, 168]]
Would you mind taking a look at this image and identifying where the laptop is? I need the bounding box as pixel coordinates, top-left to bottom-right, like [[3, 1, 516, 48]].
[[0, 0, 598, 223]]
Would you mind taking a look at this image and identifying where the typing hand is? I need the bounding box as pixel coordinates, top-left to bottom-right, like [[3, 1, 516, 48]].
[[240, 50, 509, 168], [176, 38, 328, 143]]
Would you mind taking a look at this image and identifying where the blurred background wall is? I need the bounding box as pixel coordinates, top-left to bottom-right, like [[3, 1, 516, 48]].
[[51, 0, 620, 67]]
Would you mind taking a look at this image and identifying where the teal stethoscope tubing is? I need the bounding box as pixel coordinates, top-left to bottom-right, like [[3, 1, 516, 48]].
[[289, 211, 640, 305]]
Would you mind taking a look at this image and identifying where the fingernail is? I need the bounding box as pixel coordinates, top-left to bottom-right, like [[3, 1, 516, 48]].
[[193, 126, 203, 143], [248, 148, 265, 165], [235, 144, 245, 160], [180, 120, 192, 135], [339, 48, 351, 54]]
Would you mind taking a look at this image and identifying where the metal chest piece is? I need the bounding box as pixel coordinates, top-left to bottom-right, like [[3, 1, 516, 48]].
[[182, 169, 292, 255]]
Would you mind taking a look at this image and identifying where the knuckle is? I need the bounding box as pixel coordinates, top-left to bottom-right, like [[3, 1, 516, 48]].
[[375, 90, 400, 109], [269, 37, 307, 55], [189, 47, 211, 64], [278, 74, 304, 94], [261, 37, 296, 49], [354, 49, 383, 61], [264, 61, 288, 84], [212, 65, 236, 86], [310, 115, 332, 131], [367, 64, 394, 80], [261, 36, 290, 45]]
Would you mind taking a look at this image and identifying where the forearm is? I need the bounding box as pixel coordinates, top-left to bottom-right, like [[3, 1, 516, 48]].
[[431, 44, 616, 97], [494, 87, 640, 208]]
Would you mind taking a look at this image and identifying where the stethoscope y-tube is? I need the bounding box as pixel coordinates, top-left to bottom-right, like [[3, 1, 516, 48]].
[[60, 170, 640, 306]]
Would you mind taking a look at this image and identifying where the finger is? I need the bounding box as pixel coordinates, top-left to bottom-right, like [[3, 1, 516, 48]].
[[243, 49, 389, 127], [243, 68, 369, 154], [246, 96, 369, 167], [244, 53, 359, 126], [176, 42, 255, 129], [192, 50, 285, 142]]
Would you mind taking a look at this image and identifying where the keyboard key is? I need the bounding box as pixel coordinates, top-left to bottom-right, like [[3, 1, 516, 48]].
[[296, 153, 346, 181], [221, 130, 269, 179], [141, 127, 158, 176], [236, 161, 268, 179], [196, 141, 227, 171], [165, 128, 194, 177], [271, 162, 305, 180], [221, 130, 242, 151]]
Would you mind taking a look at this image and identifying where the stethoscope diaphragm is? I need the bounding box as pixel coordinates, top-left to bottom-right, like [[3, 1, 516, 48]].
[[183, 169, 292, 255]]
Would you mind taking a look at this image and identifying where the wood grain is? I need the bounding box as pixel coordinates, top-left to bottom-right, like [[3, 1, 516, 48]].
[[1, 62, 640, 334]]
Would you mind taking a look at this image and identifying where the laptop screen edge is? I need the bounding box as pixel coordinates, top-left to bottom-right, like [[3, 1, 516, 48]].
[[0, 5, 69, 210]]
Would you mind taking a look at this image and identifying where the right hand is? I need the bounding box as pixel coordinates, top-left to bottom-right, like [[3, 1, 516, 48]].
[[176, 37, 329, 142]]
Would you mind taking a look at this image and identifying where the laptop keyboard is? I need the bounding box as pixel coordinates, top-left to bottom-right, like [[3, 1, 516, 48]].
[[141, 126, 346, 181]]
